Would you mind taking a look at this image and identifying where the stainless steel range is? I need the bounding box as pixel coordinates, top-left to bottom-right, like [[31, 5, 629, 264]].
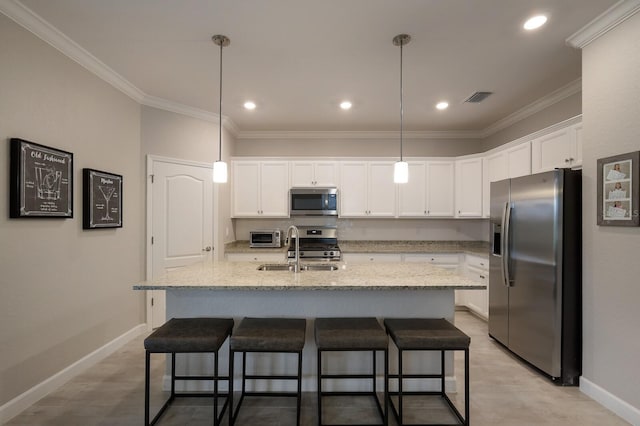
[[287, 226, 341, 261]]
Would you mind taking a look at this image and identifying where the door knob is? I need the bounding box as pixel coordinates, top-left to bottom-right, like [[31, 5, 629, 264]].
[[203, 246, 212, 252]]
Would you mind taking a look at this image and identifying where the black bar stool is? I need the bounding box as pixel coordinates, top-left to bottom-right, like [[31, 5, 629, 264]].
[[384, 318, 470, 426], [144, 317, 234, 426], [229, 317, 306, 426], [315, 317, 389, 426]]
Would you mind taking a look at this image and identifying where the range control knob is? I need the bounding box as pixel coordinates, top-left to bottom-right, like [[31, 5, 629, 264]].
[[324, 252, 328, 256]]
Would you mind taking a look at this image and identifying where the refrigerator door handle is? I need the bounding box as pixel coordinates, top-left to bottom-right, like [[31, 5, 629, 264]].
[[502, 201, 513, 287]]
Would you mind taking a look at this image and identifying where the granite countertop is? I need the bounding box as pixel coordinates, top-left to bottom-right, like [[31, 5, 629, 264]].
[[225, 240, 489, 257], [133, 260, 485, 291]]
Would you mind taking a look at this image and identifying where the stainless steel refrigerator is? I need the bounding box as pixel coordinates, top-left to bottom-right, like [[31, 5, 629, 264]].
[[489, 169, 581, 385]]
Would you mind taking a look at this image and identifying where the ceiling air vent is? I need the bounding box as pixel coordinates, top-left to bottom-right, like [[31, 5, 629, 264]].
[[464, 91, 493, 103]]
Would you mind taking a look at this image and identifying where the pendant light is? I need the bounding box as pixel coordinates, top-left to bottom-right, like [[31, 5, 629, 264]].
[[212, 34, 230, 183], [393, 34, 410, 184]]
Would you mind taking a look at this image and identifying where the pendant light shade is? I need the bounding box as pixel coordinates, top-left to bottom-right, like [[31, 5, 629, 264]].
[[394, 161, 409, 183], [212, 34, 230, 183], [393, 34, 411, 184]]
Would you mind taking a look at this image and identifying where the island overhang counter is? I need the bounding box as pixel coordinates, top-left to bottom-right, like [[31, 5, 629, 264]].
[[134, 260, 485, 393]]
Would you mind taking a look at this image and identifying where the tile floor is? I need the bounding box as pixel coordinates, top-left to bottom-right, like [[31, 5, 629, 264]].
[[6, 311, 629, 425]]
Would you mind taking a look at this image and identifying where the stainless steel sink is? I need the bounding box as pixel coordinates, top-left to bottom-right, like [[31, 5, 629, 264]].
[[257, 263, 338, 271], [301, 264, 338, 271], [256, 264, 295, 271]]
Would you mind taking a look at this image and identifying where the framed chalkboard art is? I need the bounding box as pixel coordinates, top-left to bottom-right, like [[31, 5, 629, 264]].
[[10, 138, 73, 218], [83, 168, 123, 229], [597, 151, 639, 226]]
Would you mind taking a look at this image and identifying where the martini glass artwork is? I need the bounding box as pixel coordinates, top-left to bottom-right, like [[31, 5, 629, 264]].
[[98, 185, 116, 221]]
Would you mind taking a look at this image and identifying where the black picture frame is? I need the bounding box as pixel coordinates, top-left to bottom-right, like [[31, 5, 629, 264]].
[[83, 168, 123, 229], [9, 138, 73, 218], [597, 151, 639, 226]]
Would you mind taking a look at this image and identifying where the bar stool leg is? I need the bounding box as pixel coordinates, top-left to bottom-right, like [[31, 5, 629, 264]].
[[398, 348, 403, 425], [384, 348, 389, 426], [229, 350, 235, 426], [317, 348, 322, 426], [465, 347, 470, 426], [145, 351, 150, 425], [297, 351, 303, 426]]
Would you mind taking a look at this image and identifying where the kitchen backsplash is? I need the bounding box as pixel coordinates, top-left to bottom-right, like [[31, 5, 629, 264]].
[[234, 218, 489, 242]]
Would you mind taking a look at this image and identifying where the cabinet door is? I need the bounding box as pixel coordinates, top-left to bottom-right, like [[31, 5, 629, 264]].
[[314, 161, 338, 186], [232, 161, 261, 217], [572, 124, 583, 167], [455, 158, 483, 217], [506, 142, 531, 178], [531, 128, 574, 173], [260, 161, 289, 217], [398, 162, 427, 217], [483, 152, 507, 217], [339, 162, 368, 217], [426, 161, 455, 217], [368, 161, 396, 217], [290, 161, 315, 187]]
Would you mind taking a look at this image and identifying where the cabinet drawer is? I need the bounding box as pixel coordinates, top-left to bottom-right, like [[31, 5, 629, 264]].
[[466, 265, 488, 282], [343, 253, 403, 263], [226, 253, 285, 262], [403, 253, 460, 265], [465, 254, 489, 271]]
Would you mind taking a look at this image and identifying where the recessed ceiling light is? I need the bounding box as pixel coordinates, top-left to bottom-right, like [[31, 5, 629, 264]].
[[243, 101, 256, 110], [340, 101, 352, 110], [524, 15, 547, 30], [436, 101, 449, 110]]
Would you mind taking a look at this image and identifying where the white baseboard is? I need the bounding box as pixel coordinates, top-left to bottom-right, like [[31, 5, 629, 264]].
[[0, 323, 147, 424], [580, 377, 640, 425]]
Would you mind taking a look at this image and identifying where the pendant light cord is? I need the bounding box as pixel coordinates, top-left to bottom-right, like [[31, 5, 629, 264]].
[[400, 41, 404, 162], [218, 41, 223, 162]]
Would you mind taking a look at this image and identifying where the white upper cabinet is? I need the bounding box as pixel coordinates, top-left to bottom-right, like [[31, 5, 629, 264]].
[[339, 161, 396, 217], [232, 161, 289, 217], [397, 160, 455, 217], [398, 162, 427, 217], [290, 161, 338, 187], [482, 141, 530, 217], [455, 157, 483, 217], [506, 141, 531, 178], [531, 124, 583, 173], [426, 161, 455, 217]]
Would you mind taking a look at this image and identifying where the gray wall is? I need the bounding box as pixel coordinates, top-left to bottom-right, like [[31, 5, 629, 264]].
[[0, 15, 144, 406], [235, 136, 482, 157], [482, 92, 582, 151], [581, 12, 640, 411]]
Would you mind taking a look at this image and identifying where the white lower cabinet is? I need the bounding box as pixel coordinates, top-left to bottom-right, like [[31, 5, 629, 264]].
[[402, 253, 460, 270], [342, 253, 403, 263], [459, 254, 489, 319], [226, 253, 286, 262]]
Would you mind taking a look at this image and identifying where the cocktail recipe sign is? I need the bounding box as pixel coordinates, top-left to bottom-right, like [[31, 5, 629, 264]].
[[10, 138, 73, 218]]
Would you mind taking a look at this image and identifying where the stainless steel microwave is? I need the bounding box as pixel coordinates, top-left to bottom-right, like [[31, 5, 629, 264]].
[[289, 187, 338, 216], [249, 229, 282, 248]]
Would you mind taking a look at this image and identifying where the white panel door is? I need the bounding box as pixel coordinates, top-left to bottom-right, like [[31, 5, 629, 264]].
[[314, 161, 338, 186], [483, 151, 507, 217], [290, 161, 315, 187], [398, 162, 427, 217], [455, 157, 483, 217], [531, 128, 573, 173], [426, 161, 455, 217], [506, 142, 531, 178], [368, 161, 396, 217], [260, 161, 289, 216], [232, 161, 261, 216], [151, 160, 213, 328], [339, 161, 368, 216]]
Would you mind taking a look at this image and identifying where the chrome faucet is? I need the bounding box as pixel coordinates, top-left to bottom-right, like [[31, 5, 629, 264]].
[[286, 225, 301, 273]]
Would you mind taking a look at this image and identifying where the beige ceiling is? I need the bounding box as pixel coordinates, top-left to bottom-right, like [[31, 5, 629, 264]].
[[15, 0, 617, 133]]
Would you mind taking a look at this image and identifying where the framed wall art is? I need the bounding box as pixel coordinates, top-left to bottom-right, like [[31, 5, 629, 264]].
[[597, 151, 639, 226], [83, 168, 123, 229], [10, 138, 73, 218]]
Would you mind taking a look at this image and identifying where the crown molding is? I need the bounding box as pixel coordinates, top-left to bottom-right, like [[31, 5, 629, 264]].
[[141, 96, 239, 136], [236, 130, 482, 140], [0, 0, 145, 102], [480, 78, 582, 138], [566, 0, 640, 48]]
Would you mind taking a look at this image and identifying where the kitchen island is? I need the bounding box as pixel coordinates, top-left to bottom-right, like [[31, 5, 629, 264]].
[[134, 260, 484, 392]]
